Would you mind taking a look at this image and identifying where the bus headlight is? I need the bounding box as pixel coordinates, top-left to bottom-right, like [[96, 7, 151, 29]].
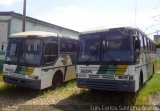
[[31, 75, 39, 80], [3, 71, 9, 75], [129, 75, 134, 80], [124, 75, 128, 79], [117, 75, 134, 80], [117, 75, 128, 80]]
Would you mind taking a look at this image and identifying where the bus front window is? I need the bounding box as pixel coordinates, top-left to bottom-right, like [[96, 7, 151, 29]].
[[103, 31, 134, 62], [5, 38, 22, 63], [78, 34, 101, 62], [20, 39, 42, 66]]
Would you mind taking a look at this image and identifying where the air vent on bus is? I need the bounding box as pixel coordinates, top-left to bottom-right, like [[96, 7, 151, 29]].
[[89, 74, 114, 80]]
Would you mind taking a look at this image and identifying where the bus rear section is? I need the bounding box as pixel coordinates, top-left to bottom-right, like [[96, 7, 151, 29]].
[[76, 27, 157, 92]]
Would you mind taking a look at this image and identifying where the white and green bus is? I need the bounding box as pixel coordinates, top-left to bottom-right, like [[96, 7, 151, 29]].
[[76, 27, 157, 92], [3, 31, 78, 89]]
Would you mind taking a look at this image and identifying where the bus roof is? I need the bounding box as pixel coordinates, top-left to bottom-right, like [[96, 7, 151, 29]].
[[80, 26, 137, 34], [9, 31, 78, 40], [10, 31, 58, 38], [79, 26, 155, 43]]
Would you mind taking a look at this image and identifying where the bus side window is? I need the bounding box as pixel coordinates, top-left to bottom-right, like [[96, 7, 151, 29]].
[[135, 36, 140, 61], [144, 37, 147, 50], [147, 39, 150, 50], [44, 39, 58, 65], [60, 38, 69, 53], [73, 40, 78, 52], [60, 38, 77, 53], [139, 34, 144, 50], [68, 41, 74, 52]]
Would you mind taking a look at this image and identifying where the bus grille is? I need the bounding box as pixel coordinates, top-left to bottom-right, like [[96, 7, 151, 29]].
[[89, 74, 114, 80], [86, 81, 118, 90], [102, 75, 114, 79]]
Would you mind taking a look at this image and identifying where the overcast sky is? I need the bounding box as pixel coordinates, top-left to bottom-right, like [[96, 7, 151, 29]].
[[0, 0, 160, 39]]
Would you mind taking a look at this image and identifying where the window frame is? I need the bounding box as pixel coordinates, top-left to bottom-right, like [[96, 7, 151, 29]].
[[42, 37, 58, 65]]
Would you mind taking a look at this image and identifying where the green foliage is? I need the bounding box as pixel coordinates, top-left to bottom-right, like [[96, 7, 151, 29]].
[[156, 40, 160, 47], [0, 72, 3, 82], [135, 72, 160, 105]]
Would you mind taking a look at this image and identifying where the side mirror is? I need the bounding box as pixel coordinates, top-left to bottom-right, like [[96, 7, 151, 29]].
[[1, 43, 4, 51], [135, 40, 140, 50]]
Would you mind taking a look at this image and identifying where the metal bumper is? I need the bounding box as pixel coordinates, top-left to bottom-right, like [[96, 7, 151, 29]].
[[3, 75, 41, 89], [77, 78, 136, 92]]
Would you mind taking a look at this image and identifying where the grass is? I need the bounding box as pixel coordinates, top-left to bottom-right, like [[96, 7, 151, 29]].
[[0, 73, 3, 82], [134, 59, 160, 105], [0, 71, 4, 88], [39, 80, 77, 98]]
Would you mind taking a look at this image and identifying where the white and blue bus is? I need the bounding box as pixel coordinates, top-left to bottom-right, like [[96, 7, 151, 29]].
[[3, 31, 78, 89], [76, 27, 157, 92]]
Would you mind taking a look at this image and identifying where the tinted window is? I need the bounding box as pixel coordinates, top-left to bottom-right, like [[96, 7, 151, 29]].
[[20, 38, 42, 65], [60, 38, 77, 53], [78, 34, 101, 62], [103, 31, 133, 62], [5, 38, 22, 63], [139, 34, 144, 50], [144, 37, 147, 50], [43, 37, 58, 65]]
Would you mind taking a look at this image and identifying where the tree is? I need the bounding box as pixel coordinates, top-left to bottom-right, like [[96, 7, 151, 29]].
[[156, 40, 160, 48]]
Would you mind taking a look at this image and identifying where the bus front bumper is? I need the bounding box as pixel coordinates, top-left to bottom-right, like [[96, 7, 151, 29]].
[[77, 78, 136, 92], [3, 75, 41, 89]]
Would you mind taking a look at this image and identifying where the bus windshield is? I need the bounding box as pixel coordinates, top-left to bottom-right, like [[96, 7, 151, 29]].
[[102, 31, 134, 62], [19, 39, 42, 66], [5, 38, 22, 63], [5, 38, 42, 66], [78, 34, 101, 62], [78, 31, 134, 63]]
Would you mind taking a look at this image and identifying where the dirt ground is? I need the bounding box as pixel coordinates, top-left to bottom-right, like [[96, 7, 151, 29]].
[[0, 82, 88, 111], [0, 81, 160, 111]]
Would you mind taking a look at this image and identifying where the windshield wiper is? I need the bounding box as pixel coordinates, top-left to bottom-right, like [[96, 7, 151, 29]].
[[105, 51, 116, 62], [102, 45, 117, 64]]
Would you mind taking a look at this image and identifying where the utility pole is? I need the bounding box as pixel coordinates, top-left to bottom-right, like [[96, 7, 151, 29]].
[[22, 0, 26, 32], [157, 30, 159, 35]]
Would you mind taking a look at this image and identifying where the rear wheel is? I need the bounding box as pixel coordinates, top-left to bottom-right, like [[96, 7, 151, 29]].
[[51, 73, 63, 89]]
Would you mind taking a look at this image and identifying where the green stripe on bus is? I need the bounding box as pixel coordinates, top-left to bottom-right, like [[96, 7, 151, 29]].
[[97, 65, 116, 74]]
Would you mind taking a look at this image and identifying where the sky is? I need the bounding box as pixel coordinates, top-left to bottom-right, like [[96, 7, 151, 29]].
[[0, 0, 160, 39]]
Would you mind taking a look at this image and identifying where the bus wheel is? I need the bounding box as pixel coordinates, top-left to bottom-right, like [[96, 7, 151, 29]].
[[51, 73, 63, 89], [139, 73, 143, 89]]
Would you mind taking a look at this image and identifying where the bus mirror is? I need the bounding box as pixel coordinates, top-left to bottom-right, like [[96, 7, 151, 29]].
[[1, 43, 4, 51], [135, 40, 140, 50]]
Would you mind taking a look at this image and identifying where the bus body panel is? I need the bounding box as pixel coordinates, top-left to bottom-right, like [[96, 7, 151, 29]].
[[77, 78, 136, 92], [3, 54, 77, 90], [77, 64, 138, 92], [3, 64, 42, 89]]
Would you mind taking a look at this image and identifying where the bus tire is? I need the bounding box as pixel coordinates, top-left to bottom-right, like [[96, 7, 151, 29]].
[[139, 72, 143, 89], [51, 71, 63, 89]]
